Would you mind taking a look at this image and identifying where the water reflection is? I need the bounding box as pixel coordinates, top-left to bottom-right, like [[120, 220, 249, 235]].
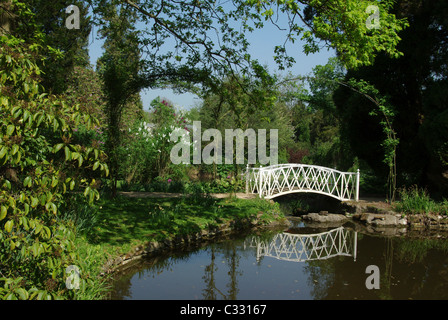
[[110, 224, 448, 300], [246, 227, 357, 263]]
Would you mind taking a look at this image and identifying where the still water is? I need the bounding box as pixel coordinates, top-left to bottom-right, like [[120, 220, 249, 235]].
[[110, 220, 448, 300]]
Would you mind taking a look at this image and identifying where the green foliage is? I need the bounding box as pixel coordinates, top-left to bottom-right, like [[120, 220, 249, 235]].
[[13, 0, 92, 93], [394, 186, 448, 216], [333, 1, 448, 194], [274, 61, 355, 171], [246, 0, 408, 69], [198, 73, 294, 174], [0, 34, 108, 299], [117, 97, 192, 185], [344, 78, 398, 202], [63, 66, 107, 125]]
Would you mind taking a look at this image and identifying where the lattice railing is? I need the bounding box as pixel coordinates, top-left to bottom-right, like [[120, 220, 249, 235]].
[[246, 227, 357, 263], [245, 164, 360, 201]]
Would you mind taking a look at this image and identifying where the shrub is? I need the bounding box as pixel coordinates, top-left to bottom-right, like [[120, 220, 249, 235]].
[[0, 34, 108, 299]]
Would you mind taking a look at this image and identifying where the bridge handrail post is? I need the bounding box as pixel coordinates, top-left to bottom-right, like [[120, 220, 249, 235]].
[[245, 164, 249, 194], [355, 169, 360, 201], [259, 165, 263, 198]]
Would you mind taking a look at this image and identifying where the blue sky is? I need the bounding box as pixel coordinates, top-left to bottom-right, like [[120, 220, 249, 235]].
[[87, 16, 335, 111]]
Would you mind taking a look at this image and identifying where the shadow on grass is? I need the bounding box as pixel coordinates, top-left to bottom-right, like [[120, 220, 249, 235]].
[[86, 194, 264, 246]]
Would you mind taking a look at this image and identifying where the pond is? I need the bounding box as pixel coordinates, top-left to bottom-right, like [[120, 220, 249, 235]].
[[110, 219, 448, 300]]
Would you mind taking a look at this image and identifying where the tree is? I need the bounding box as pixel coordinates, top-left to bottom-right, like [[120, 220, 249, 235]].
[[96, 4, 143, 196], [88, 0, 408, 97], [244, 0, 408, 69], [333, 0, 448, 196], [198, 72, 294, 176], [11, 0, 92, 93]]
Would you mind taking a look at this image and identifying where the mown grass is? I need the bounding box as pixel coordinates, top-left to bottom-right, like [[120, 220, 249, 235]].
[[68, 193, 284, 299]]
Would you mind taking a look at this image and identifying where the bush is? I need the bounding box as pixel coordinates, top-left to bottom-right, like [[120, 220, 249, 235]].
[[395, 186, 448, 215], [0, 33, 108, 299]]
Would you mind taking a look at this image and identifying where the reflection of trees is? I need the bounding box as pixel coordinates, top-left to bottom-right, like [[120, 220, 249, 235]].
[[110, 251, 193, 299], [393, 237, 448, 299], [304, 234, 448, 300], [202, 240, 243, 299], [202, 246, 220, 299], [303, 260, 336, 300], [378, 238, 393, 300], [225, 244, 242, 299]]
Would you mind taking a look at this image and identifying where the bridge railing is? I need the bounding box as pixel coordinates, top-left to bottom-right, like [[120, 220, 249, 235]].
[[245, 163, 360, 201]]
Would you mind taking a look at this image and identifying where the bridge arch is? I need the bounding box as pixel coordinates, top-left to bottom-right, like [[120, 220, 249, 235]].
[[245, 164, 360, 202]]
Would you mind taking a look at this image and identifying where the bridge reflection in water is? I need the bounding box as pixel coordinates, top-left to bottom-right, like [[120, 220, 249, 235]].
[[246, 227, 357, 263]]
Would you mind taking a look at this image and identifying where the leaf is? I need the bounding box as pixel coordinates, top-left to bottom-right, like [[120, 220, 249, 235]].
[[64, 146, 71, 161], [32, 242, 39, 257], [53, 143, 64, 153], [5, 220, 14, 233], [23, 176, 31, 187], [78, 155, 83, 167], [3, 179, 11, 190], [23, 110, 31, 123], [15, 288, 29, 300], [21, 216, 29, 230], [83, 186, 91, 197], [89, 189, 95, 203], [6, 293, 17, 300], [0, 96, 8, 106], [50, 202, 57, 215], [93, 161, 100, 171], [6, 124, 14, 136], [0, 146, 7, 159], [31, 197, 39, 208], [0, 206, 7, 221], [42, 226, 51, 239], [35, 223, 43, 235], [11, 144, 19, 155]]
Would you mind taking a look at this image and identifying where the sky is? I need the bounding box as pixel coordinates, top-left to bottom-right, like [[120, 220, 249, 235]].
[[87, 13, 335, 111]]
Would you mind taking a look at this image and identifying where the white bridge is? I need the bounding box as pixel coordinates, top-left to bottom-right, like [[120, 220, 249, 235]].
[[245, 164, 360, 201], [245, 227, 357, 263]]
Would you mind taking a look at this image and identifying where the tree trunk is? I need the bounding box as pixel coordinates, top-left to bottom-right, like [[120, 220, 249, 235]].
[[0, 0, 15, 36]]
